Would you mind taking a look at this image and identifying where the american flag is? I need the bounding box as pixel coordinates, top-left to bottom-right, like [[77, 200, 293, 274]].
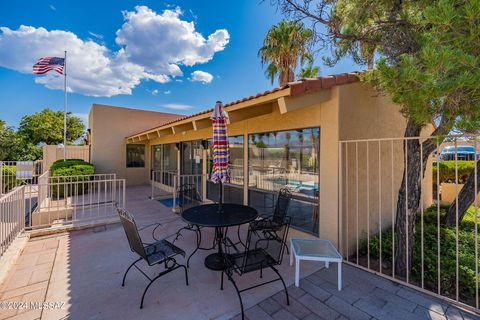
[[32, 57, 65, 75]]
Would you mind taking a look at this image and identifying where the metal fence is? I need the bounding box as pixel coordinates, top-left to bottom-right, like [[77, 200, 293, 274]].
[[0, 160, 43, 195], [0, 186, 25, 258], [339, 134, 480, 312], [30, 175, 125, 229], [150, 170, 177, 199]]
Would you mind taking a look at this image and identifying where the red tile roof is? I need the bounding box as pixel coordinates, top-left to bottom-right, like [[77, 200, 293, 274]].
[[127, 71, 363, 139]]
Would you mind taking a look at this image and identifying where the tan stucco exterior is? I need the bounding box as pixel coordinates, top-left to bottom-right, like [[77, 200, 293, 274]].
[[88, 104, 181, 186], [120, 82, 406, 244]]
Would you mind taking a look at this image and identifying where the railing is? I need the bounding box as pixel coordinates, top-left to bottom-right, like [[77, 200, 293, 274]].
[[0, 160, 43, 195], [173, 174, 206, 208], [338, 134, 480, 313], [0, 186, 25, 258], [150, 170, 177, 199], [30, 176, 125, 229]]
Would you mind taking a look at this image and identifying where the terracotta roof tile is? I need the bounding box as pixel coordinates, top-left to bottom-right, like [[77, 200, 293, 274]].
[[127, 71, 364, 139]]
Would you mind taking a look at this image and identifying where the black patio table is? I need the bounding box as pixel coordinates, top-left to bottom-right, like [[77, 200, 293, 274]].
[[181, 203, 258, 271]]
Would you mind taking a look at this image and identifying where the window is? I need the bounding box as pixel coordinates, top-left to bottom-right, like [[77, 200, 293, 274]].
[[126, 144, 145, 168], [207, 136, 244, 204], [248, 128, 320, 235]]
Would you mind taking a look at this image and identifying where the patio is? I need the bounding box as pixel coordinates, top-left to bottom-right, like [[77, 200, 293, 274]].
[[0, 185, 479, 320]]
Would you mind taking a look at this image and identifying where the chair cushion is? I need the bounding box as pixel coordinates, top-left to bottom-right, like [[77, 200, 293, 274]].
[[145, 239, 185, 265]]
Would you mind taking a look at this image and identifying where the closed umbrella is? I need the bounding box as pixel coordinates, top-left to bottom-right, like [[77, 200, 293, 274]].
[[210, 101, 229, 212]]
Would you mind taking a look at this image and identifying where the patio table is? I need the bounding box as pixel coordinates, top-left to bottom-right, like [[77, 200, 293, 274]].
[[181, 203, 258, 271], [290, 238, 343, 290]]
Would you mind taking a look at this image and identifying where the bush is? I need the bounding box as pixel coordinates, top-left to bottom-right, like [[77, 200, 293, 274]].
[[1, 165, 21, 193], [362, 205, 480, 304], [433, 160, 475, 184], [50, 159, 95, 198]]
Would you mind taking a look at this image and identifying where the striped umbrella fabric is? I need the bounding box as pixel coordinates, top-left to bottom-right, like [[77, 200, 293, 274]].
[[210, 101, 230, 184]]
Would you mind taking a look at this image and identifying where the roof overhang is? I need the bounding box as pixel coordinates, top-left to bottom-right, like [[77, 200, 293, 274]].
[[125, 71, 362, 143]]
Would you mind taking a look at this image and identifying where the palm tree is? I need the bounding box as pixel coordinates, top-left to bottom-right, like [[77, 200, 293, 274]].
[[259, 20, 314, 86], [298, 63, 320, 78]]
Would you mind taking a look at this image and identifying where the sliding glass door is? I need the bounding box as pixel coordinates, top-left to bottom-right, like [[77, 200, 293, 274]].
[[248, 128, 320, 235]]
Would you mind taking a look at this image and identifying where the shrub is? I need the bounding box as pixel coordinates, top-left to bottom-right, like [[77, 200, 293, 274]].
[[362, 205, 480, 304], [50, 159, 95, 198], [433, 160, 475, 184], [1, 165, 21, 193]]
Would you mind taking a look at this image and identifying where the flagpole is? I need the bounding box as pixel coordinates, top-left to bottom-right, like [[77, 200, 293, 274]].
[[63, 50, 67, 161]]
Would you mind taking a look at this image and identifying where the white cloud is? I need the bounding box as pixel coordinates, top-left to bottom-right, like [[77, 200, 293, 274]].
[[151, 89, 159, 95], [164, 90, 171, 94], [0, 6, 229, 97], [190, 70, 213, 84], [162, 103, 193, 110], [88, 31, 103, 40], [49, 4, 56, 11], [116, 6, 229, 76]]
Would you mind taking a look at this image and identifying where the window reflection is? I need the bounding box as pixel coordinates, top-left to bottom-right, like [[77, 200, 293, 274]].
[[207, 136, 244, 204], [248, 128, 320, 235]]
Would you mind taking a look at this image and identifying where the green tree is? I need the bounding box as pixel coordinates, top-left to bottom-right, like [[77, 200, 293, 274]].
[[273, 0, 480, 276], [298, 63, 320, 78], [259, 20, 314, 86], [18, 108, 85, 145], [0, 120, 41, 161]]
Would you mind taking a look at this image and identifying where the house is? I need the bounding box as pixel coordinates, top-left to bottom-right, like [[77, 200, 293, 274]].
[[88, 72, 432, 245]]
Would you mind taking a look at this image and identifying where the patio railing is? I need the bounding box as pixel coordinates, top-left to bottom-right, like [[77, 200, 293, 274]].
[[0, 160, 43, 195], [0, 186, 25, 258], [151, 170, 177, 199], [29, 174, 125, 229], [339, 134, 480, 313]]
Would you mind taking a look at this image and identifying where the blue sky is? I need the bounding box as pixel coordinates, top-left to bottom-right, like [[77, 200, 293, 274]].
[[0, 1, 358, 127]]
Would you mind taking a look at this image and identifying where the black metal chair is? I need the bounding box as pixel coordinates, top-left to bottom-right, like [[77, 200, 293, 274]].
[[173, 184, 214, 267], [117, 207, 189, 309], [249, 188, 292, 253], [222, 217, 291, 320]]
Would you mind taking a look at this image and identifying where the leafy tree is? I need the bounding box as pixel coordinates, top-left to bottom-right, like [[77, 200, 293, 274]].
[[298, 63, 320, 78], [259, 20, 314, 85], [0, 120, 41, 161], [18, 108, 85, 145], [272, 0, 480, 276]]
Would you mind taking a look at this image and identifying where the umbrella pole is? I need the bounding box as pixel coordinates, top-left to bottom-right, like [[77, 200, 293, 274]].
[[218, 181, 223, 213]]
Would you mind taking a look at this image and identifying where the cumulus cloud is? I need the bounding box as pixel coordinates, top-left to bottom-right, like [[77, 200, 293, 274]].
[[190, 70, 213, 84], [164, 90, 171, 94], [0, 6, 229, 97], [151, 89, 159, 95], [49, 4, 56, 11], [116, 6, 229, 76]]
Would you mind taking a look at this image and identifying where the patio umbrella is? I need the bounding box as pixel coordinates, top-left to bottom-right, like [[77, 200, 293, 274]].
[[210, 101, 229, 212]]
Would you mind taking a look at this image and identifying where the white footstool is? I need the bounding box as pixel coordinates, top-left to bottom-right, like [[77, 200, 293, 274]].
[[290, 238, 343, 290]]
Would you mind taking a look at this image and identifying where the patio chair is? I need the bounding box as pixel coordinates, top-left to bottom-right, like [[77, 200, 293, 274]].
[[117, 207, 189, 309], [173, 184, 214, 267], [249, 188, 292, 254], [222, 217, 291, 320]]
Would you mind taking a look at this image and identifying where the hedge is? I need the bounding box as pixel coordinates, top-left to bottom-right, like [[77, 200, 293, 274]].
[[362, 205, 480, 304], [1, 165, 20, 193], [433, 160, 475, 184], [50, 159, 95, 198]]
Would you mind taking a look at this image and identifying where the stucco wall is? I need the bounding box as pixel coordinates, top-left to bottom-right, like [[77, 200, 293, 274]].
[[88, 104, 181, 186], [337, 83, 434, 255]]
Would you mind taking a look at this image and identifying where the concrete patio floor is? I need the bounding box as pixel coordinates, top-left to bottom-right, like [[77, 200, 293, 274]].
[[0, 185, 479, 320]]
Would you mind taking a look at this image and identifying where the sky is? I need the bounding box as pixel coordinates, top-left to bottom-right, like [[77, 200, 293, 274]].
[[0, 1, 358, 128]]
